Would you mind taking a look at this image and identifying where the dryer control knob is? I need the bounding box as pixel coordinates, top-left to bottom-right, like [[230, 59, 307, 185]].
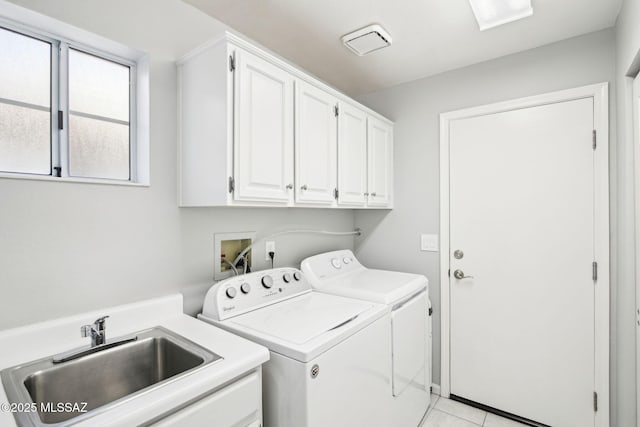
[[261, 275, 274, 288], [331, 258, 342, 269], [240, 283, 251, 294], [293, 271, 302, 281], [225, 287, 237, 299], [283, 273, 291, 283]]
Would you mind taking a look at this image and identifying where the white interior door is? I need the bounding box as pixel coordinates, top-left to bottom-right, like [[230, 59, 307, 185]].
[[367, 117, 393, 207], [449, 98, 595, 427], [337, 102, 367, 206], [294, 80, 337, 204], [234, 49, 293, 203]]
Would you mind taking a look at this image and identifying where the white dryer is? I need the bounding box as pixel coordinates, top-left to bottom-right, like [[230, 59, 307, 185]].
[[199, 267, 392, 427], [301, 249, 432, 427]]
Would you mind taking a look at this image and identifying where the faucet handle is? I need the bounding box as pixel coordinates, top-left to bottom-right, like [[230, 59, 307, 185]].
[[94, 316, 109, 330]]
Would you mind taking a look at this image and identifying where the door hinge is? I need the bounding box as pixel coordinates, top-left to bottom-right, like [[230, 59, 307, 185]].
[[593, 391, 598, 412], [448, 269, 451, 277], [57, 111, 63, 130], [334, 188, 339, 200], [228, 176, 235, 193], [592, 261, 598, 282], [592, 130, 596, 150], [334, 104, 339, 117], [428, 307, 433, 316], [53, 166, 61, 177], [229, 53, 236, 72]]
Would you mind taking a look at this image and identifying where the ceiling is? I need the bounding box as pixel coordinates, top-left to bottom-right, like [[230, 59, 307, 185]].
[[183, 0, 622, 96]]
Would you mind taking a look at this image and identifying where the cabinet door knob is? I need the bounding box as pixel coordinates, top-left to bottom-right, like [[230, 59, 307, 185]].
[[364, 192, 369, 196], [301, 185, 308, 191], [286, 183, 293, 189], [371, 192, 377, 197]]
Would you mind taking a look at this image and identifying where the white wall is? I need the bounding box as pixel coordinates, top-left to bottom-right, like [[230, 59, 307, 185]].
[[355, 27, 617, 406], [614, 0, 640, 426], [0, 0, 355, 330]]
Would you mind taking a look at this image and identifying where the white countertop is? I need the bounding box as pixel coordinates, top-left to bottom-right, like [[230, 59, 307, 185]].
[[0, 294, 270, 426]]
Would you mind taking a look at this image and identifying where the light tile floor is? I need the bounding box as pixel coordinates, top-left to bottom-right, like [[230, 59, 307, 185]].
[[420, 394, 528, 427]]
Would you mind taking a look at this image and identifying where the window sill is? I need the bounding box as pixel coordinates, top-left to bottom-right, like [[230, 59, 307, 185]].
[[0, 172, 149, 187]]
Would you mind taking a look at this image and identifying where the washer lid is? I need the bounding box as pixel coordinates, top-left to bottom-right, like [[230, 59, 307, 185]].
[[230, 292, 374, 345]]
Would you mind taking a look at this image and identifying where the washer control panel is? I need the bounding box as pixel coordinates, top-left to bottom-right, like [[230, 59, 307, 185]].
[[202, 268, 311, 321]]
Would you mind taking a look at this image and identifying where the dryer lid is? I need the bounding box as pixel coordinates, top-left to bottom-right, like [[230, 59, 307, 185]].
[[229, 292, 374, 345], [318, 269, 427, 305]]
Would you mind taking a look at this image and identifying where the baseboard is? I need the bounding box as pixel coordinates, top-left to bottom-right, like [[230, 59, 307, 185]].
[[431, 383, 441, 396]]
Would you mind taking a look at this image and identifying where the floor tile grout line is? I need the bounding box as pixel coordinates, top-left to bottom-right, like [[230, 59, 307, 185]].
[[435, 398, 487, 425], [430, 408, 484, 426]]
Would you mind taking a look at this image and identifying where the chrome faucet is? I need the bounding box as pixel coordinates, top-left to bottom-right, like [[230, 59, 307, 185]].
[[81, 316, 109, 347]]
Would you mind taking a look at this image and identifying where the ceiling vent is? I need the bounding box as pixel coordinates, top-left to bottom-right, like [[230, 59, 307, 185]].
[[342, 24, 392, 56]]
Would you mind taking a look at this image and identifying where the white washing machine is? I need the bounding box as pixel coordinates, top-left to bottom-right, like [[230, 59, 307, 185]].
[[198, 267, 393, 427], [301, 249, 432, 427]]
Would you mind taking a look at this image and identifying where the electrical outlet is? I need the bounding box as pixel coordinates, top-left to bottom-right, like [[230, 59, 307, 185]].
[[265, 241, 276, 260]]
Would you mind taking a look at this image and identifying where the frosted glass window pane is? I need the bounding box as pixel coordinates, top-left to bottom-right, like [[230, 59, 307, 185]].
[[0, 27, 51, 175], [68, 49, 130, 180], [69, 49, 129, 122], [0, 27, 51, 107], [68, 115, 129, 180], [0, 103, 50, 174]]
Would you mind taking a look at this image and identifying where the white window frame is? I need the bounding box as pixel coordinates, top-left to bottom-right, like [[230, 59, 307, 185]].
[[0, 1, 149, 186]]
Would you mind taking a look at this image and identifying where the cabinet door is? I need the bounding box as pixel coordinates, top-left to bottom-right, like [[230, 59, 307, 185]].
[[234, 49, 294, 203], [337, 102, 367, 206], [367, 116, 393, 207], [294, 81, 337, 204]]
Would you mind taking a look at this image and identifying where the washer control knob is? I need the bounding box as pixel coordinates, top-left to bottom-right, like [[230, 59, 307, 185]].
[[343, 257, 351, 264], [225, 287, 237, 299], [293, 271, 302, 281], [331, 258, 342, 269], [261, 275, 274, 288], [283, 272, 291, 283], [240, 283, 251, 294]]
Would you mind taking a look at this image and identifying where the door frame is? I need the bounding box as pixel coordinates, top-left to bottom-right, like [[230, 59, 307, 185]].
[[439, 83, 610, 426]]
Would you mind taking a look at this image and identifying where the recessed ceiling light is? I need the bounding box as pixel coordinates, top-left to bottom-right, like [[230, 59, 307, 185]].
[[468, 0, 533, 31], [342, 24, 392, 56]]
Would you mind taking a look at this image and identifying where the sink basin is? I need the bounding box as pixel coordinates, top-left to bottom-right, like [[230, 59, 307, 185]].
[[1, 326, 221, 427]]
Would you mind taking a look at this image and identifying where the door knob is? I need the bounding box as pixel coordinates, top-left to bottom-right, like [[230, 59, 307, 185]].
[[453, 269, 473, 280]]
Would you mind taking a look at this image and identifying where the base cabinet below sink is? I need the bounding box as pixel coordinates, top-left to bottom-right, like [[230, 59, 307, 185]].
[[151, 370, 262, 427]]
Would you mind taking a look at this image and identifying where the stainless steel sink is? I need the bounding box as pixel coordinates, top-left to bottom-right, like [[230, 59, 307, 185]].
[[1, 326, 221, 427]]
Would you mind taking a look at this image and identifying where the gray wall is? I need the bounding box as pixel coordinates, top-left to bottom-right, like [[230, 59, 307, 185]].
[[614, 0, 640, 425], [0, 0, 355, 330], [355, 27, 617, 401]]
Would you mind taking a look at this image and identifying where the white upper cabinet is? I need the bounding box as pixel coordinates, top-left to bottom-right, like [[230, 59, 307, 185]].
[[337, 102, 367, 207], [367, 116, 393, 208], [177, 32, 393, 209], [294, 80, 337, 205], [234, 50, 294, 204]]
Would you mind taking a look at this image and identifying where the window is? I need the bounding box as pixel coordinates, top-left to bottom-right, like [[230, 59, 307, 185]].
[[0, 13, 146, 184], [0, 27, 51, 175]]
